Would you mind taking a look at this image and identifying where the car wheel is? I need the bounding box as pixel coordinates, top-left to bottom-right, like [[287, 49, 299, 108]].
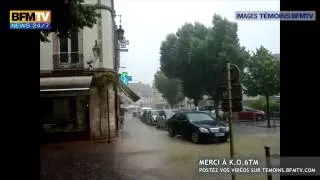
[[168, 127, 175, 137], [191, 131, 200, 144]]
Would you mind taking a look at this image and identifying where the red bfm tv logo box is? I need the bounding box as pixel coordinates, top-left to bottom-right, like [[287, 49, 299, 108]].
[[10, 10, 51, 22]]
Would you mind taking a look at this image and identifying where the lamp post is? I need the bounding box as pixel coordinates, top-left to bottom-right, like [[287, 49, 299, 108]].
[[114, 15, 125, 42]]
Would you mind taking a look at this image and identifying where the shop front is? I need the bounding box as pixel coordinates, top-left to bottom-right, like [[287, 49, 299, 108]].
[[40, 76, 92, 142]]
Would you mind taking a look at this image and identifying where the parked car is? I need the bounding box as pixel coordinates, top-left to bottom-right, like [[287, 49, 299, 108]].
[[142, 110, 162, 125], [225, 106, 265, 121], [239, 107, 265, 121], [166, 111, 230, 144], [156, 110, 178, 129]]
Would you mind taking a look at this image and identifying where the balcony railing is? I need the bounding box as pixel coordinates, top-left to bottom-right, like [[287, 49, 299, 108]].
[[53, 52, 84, 70]]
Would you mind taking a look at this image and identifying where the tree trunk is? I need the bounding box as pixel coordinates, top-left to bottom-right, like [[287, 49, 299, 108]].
[[265, 95, 271, 128]]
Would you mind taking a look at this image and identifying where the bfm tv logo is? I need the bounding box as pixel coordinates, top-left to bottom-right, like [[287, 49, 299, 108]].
[[9, 10, 51, 30]]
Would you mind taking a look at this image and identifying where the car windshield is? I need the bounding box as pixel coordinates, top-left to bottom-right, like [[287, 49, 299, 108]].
[[166, 111, 176, 119], [151, 111, 159, 115], [186, 113, 214, 123]]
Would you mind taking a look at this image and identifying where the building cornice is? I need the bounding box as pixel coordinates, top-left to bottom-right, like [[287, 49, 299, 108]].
[[83, 4, 115, 15]]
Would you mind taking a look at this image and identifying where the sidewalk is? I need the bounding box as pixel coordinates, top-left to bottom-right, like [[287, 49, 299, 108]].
[[40, 141, 119, 180]]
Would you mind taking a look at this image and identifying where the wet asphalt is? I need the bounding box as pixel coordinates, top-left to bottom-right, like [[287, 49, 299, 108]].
[[114, 115, 280, 180], [40, 114, 280, 180]]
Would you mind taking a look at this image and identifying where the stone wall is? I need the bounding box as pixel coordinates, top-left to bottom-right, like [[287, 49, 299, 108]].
[[89, 87, 101, 140], [89, 86, 118, 141], [107, 87, 118, 141]]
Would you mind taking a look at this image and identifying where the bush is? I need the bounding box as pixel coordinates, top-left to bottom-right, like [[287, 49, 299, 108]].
[[247, 97, 280, 116]]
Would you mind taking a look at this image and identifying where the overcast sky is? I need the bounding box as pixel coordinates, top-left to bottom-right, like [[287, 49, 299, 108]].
[[114, 0, 280, 86]]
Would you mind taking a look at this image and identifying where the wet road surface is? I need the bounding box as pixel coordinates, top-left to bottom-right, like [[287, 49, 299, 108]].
[[115, 115, 280, 180], [40, 115, 280, 180]]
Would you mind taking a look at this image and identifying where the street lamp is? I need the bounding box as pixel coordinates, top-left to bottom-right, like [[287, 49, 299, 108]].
[[117, 25, 125, 42], [92, 40, 100, 59], [114, 14, 125, 42], [87, 40, 101, 70]]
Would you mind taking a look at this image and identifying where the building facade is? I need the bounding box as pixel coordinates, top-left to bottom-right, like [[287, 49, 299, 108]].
[[151, 86, 169, 109], [128, 82, 153, 107], [40, 0, 139, 142]]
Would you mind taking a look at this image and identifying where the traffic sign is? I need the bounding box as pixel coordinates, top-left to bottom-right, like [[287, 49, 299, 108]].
[[220, 84, 243, 100], [119, 40, 129, 45], [222, 64, 241, 83], [119, 49, 128, 52]]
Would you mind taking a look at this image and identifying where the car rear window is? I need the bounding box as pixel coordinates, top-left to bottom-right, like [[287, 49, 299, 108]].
[[186, 113, 213, 122]]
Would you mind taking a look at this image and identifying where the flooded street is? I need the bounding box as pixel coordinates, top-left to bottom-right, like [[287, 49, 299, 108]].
[[115, 115, 280, 180], [40, 114, 279, 180]]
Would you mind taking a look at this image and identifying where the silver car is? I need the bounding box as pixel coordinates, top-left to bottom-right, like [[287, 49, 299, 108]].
[[156, 110, 178, 129]]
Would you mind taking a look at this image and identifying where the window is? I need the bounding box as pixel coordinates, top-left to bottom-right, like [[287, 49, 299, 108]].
[[70, 31, 79, 63], [40, 98, 54, 123], [68, 98, 77, 120], [59, 37, 68, 63], [186, 113, 214, 123], [59, 31, 79, 63]]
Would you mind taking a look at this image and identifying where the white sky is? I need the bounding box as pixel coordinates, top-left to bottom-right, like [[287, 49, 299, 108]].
[[114, 0, 280, 86]]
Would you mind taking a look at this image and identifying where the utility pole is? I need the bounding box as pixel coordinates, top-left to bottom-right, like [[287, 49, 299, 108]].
[[226, 61, 236, 180], [221, 60, 243, 180]]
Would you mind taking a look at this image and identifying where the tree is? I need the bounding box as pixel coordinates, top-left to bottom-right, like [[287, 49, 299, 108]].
[[243, 46, 280, 127], [154, 71, 184, 108], [202, 15, 250, 109], [159, 34, 180, 78], [159, 22, 209, 107], [41, 0, 99, 42]]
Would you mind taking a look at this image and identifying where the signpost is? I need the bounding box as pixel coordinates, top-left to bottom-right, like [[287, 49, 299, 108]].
[[119, 49, 128, 52], [221, 62, 242, 180], [118, 38, 129, 52]]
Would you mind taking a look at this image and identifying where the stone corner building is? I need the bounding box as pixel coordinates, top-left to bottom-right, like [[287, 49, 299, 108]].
[[40, 0, 139, 142]]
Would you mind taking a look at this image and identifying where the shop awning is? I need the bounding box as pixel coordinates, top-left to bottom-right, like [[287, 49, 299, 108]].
[[118, 81, 140, 102], [40, 76, 93, 92]]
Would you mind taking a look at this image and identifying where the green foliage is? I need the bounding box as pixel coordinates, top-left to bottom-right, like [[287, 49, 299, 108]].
[[203, 14, 250, 102], [160, 34, 179, 78], [243, 46, 280, 97], [247, 97, 280, 118], [243, 47, 280, 127], [154, 71, 185, 108], [248, 97, 279, 112], [159, 15, 249, 106], [41, 0, 99, 41], [159, 22, 209, 105]]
